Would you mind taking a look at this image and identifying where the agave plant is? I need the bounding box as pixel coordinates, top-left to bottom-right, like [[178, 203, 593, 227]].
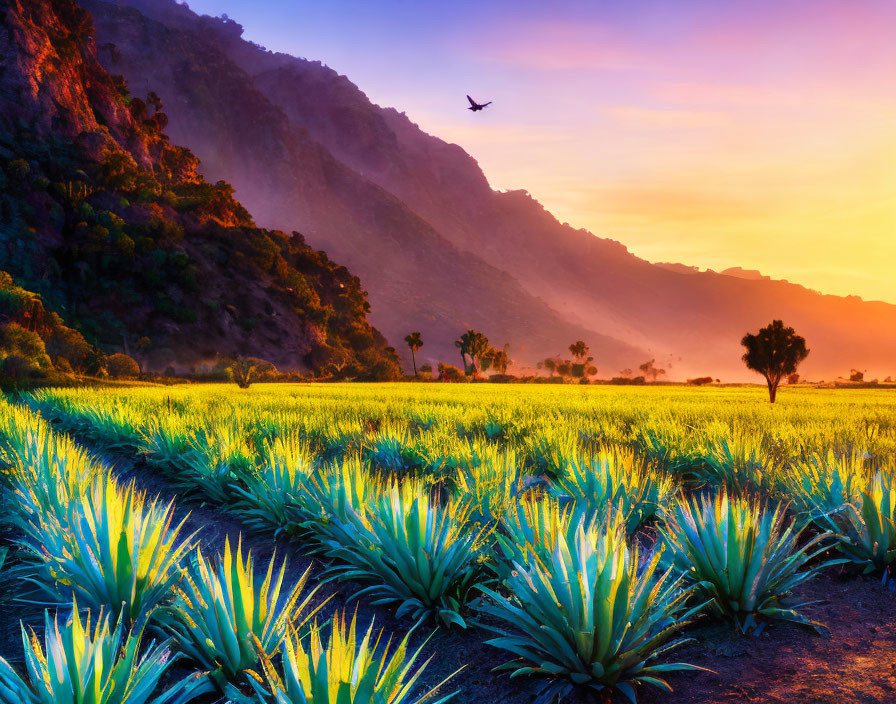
[[77, 404, 141, 452], [0, 414, 103, 522], [0, 604, 207, 704], [177, 425, 257, 504], [23, 479, 194, 626], [453, 446, 525, 523], [139, 417, 196, 473], [294, 456, 386, 532], [701, 434, 777, 494], [231, 611, 458, 704], [232, 435, 317, 535], [317, 482, 490, 628], [363, 424, 429, 475], [660, 490, 842, 633], [479, 513, 706, 703], [808, 471, 896, 576], [781, 449, 869, 518], [635, 423, 705, 480], [524, 428, 582, 479], [161, 538, 324, 688], [552, 447, 674, 533]]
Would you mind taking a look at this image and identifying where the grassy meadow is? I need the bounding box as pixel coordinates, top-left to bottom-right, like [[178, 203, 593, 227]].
[[0, 382, 894, 703]]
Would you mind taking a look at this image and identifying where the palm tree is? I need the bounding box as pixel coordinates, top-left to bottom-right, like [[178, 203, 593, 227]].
[[404, 332, 423, 376]]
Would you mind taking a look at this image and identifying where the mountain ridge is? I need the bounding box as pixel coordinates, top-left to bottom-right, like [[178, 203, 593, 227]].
[[85, 0, 896, 380]]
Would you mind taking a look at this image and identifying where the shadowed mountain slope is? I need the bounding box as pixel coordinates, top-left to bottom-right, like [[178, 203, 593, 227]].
[[0, 0, 402, 378]]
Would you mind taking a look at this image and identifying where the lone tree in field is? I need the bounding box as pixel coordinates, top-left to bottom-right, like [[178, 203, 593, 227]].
[[741, 320, 809, 403], [228, 356, 258, 389], [404, 332, 423, 376]]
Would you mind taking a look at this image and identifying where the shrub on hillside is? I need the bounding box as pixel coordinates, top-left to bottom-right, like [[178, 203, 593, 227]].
[[438, 363, 464, 382], [46, 326, 92, 370], [106, 353, 140, 378], [609, 375, 646, 385], [0, 324, 51, 368]]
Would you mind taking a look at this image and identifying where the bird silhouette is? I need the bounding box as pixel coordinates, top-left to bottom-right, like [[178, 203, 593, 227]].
[[467, 95, 492, 112]]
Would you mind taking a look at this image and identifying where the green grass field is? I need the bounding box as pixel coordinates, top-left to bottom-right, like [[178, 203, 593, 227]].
[[0, 383, 894, 703]]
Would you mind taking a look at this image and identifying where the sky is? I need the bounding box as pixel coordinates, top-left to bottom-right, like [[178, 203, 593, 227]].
[[187, 0, 896, 304]]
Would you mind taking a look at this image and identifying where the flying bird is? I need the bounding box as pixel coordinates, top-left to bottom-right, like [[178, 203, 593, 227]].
[[466, 95, 492, 112]]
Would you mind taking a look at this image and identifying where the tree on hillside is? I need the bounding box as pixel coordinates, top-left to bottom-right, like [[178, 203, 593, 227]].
[[106, 353, 140, 379], [455, 329, 490, 375], [741, 320, 809, 403], [226, 356, 277, 389], [639, 359, 666, 382], [404, 331, 423, 376]]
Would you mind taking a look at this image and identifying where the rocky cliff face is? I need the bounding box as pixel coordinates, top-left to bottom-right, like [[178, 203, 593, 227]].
[[0, 0, 401, 378], [85, 0, 896, 379]]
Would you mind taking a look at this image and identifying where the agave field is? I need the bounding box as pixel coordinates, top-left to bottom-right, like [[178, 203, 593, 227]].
[[0, 383, 895, 703]]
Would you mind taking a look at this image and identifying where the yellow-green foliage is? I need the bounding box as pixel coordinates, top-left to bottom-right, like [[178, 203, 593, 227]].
[[24, 479, 193, 626], [13, 383, 896, 701], [235, 611, 459, 704], [0, 605, 197, 704], [161, 538, 322, 687]]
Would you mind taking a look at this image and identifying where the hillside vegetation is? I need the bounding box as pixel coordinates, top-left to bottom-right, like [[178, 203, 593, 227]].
[[0, 0, 400, 379]]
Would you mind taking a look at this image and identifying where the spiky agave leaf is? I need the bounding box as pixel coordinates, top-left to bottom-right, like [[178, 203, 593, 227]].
[[809, 471, 896, 576], [780, 449, 869, 519], [232, 611, 459, 704], [494, 494, 584, 583], [479, 512, 707, 703], [231, 435, 317, 535], [160, 536, 325, 687], [0, 407, 104, 522], [315, 482, 491, 628], [0, 601, 209, 704], [453, 445, 526, 524], [700, 433, 778, 494], [551, 446, 675, 533]]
